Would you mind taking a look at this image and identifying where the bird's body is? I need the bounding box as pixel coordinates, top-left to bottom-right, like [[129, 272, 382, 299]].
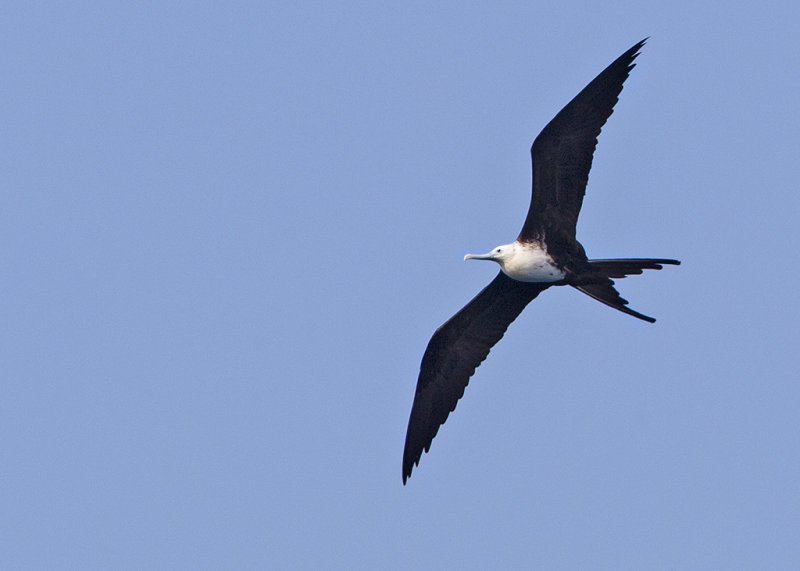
[[402, 39, 679, 484], [465, 241, 565, 282]]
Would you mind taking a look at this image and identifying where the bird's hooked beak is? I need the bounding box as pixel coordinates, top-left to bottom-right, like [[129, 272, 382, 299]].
[[464, 251, 497, 262]]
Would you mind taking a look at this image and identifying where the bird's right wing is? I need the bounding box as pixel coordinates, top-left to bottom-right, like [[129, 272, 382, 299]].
[[403, 272, 549, 483]]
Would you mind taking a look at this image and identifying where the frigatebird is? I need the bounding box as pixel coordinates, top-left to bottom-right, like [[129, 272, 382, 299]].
[[402, 39, 679, 484]]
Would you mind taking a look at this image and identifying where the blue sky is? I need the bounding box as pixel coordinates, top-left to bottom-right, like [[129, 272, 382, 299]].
[[2, 2, 799, 569]]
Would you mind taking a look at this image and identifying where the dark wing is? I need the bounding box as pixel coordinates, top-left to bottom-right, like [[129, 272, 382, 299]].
[[518, 39, 646, 243], [403, 272, 550, 483]]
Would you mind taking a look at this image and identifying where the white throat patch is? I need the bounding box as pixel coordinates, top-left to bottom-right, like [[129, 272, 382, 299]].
[[499, 242, 565, 283]]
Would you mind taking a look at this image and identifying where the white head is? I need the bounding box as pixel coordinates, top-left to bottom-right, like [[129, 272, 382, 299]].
[[463, 242, 518, 270], [464, 240, 564, 282]]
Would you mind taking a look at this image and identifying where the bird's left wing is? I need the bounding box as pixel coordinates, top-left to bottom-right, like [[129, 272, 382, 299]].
[[518, 39, 645, 242], [403, 272, 549, 483]]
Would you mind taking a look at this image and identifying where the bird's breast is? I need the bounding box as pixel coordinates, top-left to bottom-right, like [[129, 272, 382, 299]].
[[501, 244, 565, 283]]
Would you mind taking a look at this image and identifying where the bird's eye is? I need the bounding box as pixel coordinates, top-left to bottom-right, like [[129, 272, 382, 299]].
[[496, 248, 502, 253]]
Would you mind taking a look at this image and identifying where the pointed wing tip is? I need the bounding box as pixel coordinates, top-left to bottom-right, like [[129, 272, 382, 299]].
[[623, 38, 649, 72], [401, 449, 416, 485], [402, 457, 418, 485], [626, 38, 648, 68]]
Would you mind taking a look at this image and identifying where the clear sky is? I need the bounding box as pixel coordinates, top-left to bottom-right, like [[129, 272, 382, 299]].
[[2, 2, 799, 569]]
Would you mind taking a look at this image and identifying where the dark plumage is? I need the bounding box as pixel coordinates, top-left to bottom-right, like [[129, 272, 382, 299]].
[[403, 39, 679, 484]]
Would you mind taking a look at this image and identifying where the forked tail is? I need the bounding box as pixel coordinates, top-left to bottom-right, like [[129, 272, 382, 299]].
[[587, 258, 680, 277], [572, 258, 680, 323]]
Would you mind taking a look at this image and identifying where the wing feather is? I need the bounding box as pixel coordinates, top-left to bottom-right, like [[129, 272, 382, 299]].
[[518, 39, 646, 242], [402, 272, 549, 483]]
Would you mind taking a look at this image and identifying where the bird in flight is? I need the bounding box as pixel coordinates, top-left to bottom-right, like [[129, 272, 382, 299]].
[[402, 39, 679, 484]]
